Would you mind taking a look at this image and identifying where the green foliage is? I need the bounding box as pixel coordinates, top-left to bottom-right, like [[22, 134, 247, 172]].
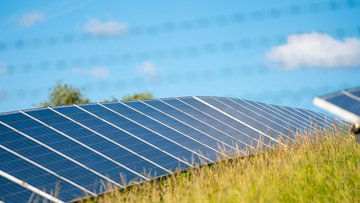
[[39, 81, 90, 107], [101, 96, 119, 103], [40, 82, 154, 107], [121, 92, 153, 101]]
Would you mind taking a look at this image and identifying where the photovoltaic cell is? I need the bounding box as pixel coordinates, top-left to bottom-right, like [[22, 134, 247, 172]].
[[0, 96, 346, 202], [66, 104, 195, 169], [0, 124, 104, 194], [0, 112, 133, 187], [143, 99, 241, 154], [161, 98, 256, 149], [178, 97, 274, 148], [103, 102, 215, 162], [201, 97, 287, 141], [26, 108, 165, 180], [226, 98, 299, 135], [0, 147, 84, 202], [124, 101, 228, 158]]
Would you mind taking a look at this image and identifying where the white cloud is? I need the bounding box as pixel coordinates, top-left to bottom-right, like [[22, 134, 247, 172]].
[[137, 61, 158, 81], [266, 32, 360, 69], [71, 66, 110, 79], [89, 67, 110, 79], [19, 12, 45, 27], [83, 19, 127, 37]]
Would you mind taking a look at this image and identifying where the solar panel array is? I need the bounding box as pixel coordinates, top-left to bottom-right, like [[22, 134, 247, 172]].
[[313, 86, 360, 123], [0, 96, 347, 202]]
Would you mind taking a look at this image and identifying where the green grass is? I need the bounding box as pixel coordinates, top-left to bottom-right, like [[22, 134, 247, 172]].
[[85, 131, 360, 203]]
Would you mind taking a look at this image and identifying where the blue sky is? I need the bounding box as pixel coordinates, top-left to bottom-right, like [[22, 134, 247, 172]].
[[0, 0, 359, 113]]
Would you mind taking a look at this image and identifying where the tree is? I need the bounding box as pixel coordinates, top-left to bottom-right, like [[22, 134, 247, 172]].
[[121, 92, 153, 101], [39, 81, 90, 107]]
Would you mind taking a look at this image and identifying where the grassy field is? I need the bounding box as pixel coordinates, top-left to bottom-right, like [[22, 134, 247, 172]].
[[86, 131, 360, 203]]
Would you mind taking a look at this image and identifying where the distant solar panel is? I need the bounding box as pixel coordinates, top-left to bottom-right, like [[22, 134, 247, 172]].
[[313, 87, 360, 123], [0, 96, 346, 202]]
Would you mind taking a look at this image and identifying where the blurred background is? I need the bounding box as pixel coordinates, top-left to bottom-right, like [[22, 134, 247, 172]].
[[0, 0, 359, 113]]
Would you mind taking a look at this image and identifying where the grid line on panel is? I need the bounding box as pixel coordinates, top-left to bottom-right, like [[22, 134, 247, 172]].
[[1, 111, 172, 181], [239, 99, 306, 134], [118, 102, 219, 160], [115, 102, 214, 163], [49, 106, 172, 174], [251, 101, 310, 133], [0, 128, 202, 170], [303, 109, 349, 127], [82, 103, 194, 167], [175, 97, 262, 149], [0, 145, 96, 196], [289, 107, 340, 132], [254, 103, 311, 132], [0, 120, 122, 188], [19, 110, 149, 181], [193, 96, 282, 147], [226, 97, 297, 136], [211, 97, 294, 142], [157, 98, 250, 154], [0, 170, 64, 203], [140, 100, 234, 157], [289, 107, 332, 129], [275, 106, 317, 132]]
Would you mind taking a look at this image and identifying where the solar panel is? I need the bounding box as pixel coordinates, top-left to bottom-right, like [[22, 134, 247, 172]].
[[313, 87, 360, 123], [0, 96, 346, 202]]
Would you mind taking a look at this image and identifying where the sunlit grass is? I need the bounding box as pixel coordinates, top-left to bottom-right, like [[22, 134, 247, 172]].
[[84, 130, 360, 203]]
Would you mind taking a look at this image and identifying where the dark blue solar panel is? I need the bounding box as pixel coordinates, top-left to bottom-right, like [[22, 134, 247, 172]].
[[161, 98, 256, 149], [0, 96, 346, 202], [124, 101, 229, 158], [227, 98, 300, 133], [0, 124, 104, 194], [0, 148, 83, 202], [26, 108, 165, 179], [275, 105, 318, 131], [210, 97, 295, 141], [327, 94, 360, 115], [56, 105, 194, 169], [349, 88, 360, 98], [283, 107, 328, 129], [250, 101, 311, 133], [0, 113, 135, 186], [0, 176, 44, 203], [103, 102, 216, 162], [314, 87, 359, 123], [143, 99, 240, 153], [178, 97, 273, 148], [291, 108, 327, 127]]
